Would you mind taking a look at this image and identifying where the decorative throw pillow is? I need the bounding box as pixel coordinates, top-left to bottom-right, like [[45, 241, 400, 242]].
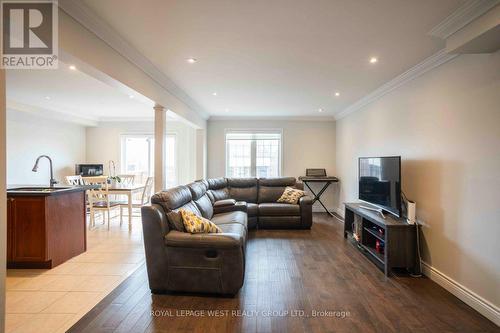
[[179, 208, 222, 234], [166, 210, 185, 232], [277, 187, 305, 204]]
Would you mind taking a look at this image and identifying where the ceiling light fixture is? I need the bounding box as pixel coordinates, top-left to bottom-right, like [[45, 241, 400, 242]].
[[212, 92, 217, 96], [69, 65, 77, 70], [187, 58, 197, 63], [318, 108, 324, 113], [129, 95, 134, 99], [369, 57, 378, 64], [334, 92, 340, 97], [45, 96, 50, 100]]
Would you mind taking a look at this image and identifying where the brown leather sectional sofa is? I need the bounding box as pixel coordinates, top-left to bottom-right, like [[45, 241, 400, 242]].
[[141, 177, 312, 295]]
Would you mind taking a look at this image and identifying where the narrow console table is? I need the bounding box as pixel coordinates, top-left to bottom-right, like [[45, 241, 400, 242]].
[[343, 202, 417, 276]]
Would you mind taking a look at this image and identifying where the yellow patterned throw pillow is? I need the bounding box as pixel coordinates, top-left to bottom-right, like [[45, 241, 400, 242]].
[[179, 209, 222, 234], [277, 187, 305, 204]]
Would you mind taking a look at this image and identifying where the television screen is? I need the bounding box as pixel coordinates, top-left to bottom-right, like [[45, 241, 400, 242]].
[[359, 156, 401, 217]]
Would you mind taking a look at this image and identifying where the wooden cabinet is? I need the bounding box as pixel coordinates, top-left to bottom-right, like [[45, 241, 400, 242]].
[[7, 190, 87, 269]]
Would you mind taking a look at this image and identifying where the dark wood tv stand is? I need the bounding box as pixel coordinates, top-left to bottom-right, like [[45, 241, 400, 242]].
[[343, 202, 417, 276]]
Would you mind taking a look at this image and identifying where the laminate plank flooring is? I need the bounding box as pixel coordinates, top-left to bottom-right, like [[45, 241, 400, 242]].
[[68, 213, 500, 333]]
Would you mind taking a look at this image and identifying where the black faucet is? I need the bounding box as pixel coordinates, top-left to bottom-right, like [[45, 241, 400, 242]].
[[32, 155, 58, 187]]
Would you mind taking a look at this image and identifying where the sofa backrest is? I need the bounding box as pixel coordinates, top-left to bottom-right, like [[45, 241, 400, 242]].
[[187, 181, 213, 219], [258, 177, 298, 203], [150, 185, 202, 227], [206, 177, 230, 203], [227, 178, 258, 203]]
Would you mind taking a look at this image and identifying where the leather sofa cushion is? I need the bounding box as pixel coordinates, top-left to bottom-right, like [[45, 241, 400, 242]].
[[151, 185, 192, 211], [258, 203, 300, 216], [214, 199, 236, 207], [164, 230, 244, 249], [218, 223, 247, 242], [207, 188, 230, 203], [258, 177, 298, 203], [194, 195, 214, 219], [187, 181, 208, 200], [228, 178, 258, 203], [246, 203, 258, 217], [207, 177, 227, 190], [211, 211, 247, 228], [259, 177, 297, 187]]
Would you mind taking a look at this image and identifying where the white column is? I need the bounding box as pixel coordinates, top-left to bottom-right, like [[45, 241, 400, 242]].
[[195, 129, 207, 180], [154, 105, 166, 192], [0, 69, 6, 332]]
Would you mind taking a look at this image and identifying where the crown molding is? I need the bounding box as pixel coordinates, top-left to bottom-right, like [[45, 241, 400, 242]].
[[7, 100, 99, 127], [428, 0, 500, 39], [334, 49, 458, 120], [209, 115, 336, 122], [58, 0, 209, 120]]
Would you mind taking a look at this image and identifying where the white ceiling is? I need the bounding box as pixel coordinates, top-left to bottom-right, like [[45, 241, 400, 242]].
[[6, 63, 155, 122], [80, 0, 463, 118]]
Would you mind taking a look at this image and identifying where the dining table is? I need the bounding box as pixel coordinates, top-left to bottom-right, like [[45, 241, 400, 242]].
[[107, 183, 145, 227]]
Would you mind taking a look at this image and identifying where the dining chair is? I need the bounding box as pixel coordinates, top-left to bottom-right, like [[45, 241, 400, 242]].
[[66, 175, 84, 185], [118, 174, 135, 186], [86, 177, 122, 230], [119, 176, 154, 222]]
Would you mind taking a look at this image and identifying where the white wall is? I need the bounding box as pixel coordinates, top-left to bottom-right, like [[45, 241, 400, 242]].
[[0, 69, 7, 333], [85, 120, 197, 186], [335, 52, 500, 323], [207, 119, 337, 211], [6, 110, 86, 185]]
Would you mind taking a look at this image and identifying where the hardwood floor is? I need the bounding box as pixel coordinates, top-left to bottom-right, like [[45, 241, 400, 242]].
[[68, 214, 499, 333]]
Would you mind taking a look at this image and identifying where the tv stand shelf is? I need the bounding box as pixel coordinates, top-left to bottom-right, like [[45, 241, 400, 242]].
[[343, 202, 417, 276]]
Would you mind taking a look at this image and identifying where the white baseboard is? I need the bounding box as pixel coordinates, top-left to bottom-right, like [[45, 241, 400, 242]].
[[422, 261, 500, 326]]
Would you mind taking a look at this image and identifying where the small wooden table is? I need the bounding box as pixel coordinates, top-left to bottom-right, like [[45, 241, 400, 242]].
[[108, 184, 145, 227]]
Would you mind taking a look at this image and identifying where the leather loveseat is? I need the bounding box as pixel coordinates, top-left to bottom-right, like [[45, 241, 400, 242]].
[[141, 177, 312, 295]]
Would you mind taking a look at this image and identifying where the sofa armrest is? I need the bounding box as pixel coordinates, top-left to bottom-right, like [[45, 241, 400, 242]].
[[299, 195, 313, 229], [213, 200, 247, 214], [141, 204, 171, 291], [213, 199, 236, 207], [165, 230, 243, 249]]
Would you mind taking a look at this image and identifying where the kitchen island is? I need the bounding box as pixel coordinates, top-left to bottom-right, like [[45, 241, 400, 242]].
[[7, 186, 88, 268]]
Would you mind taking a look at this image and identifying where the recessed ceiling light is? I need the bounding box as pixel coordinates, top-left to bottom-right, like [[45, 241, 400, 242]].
[[369, 57, 378, 64], [44, 96, 50, 100], [334, 92, 340, 97], [225, 108, 229, 112], [69, 65, 77, 70], [187, 58, 197, 63], [318, 108, 324, 113], [212, 92, 217, 96], [129, 95, 134, 99]]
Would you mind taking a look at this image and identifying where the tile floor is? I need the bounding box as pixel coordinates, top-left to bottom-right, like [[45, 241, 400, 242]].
[[5, 215, 146, 333]]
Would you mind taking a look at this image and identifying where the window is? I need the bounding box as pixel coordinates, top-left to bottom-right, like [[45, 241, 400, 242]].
[[121, 134, 177, 187], [225, 130, 282, 178]]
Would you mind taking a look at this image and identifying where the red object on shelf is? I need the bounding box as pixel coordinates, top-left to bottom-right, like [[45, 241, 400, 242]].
[[375, 240, 381, 253]]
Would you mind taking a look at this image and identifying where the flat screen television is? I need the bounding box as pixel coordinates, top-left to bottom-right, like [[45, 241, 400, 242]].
[[359, 156, 401, 217]]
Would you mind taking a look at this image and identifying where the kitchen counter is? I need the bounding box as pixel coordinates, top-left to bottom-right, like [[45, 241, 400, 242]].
[[7, 185, 95, 196], [7, 185, 89, 268]]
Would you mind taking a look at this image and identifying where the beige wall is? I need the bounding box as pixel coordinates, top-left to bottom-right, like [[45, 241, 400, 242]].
[[85, 121, 197, 186], [6, 110, 86, 185], [335, 53, 500, 315], [207, 119, 337, 211]]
